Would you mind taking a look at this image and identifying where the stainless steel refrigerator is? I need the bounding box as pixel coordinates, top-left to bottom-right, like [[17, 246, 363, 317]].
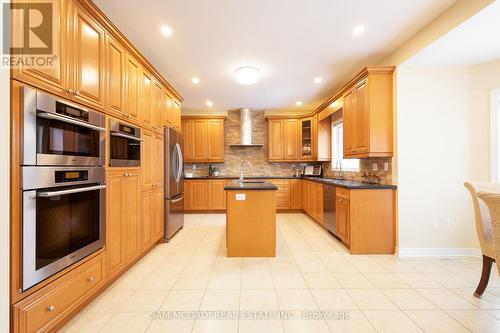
[[164, 127, 184, 241]]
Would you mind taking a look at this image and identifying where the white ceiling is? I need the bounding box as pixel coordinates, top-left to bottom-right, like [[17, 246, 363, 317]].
[[94, 0, 456, 112], [405, 1, 500, 67]]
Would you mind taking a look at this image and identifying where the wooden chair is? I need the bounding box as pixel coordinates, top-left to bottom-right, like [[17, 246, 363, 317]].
[[464, 182, 499, 297], [478, 191, 500, 273]]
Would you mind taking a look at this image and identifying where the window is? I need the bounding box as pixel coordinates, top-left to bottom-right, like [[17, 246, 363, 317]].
[[492, 89, 500, 181], [331, 120, 360, 171]]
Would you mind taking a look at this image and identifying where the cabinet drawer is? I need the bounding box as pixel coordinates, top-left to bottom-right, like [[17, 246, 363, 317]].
[[336, 187, 350, 200], [15, 256, 103, 333]]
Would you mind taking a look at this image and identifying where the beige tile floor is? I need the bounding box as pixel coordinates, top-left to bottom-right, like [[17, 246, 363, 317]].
[[60, 213, 500, 333]]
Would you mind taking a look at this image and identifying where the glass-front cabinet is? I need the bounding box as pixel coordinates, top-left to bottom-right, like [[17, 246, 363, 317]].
[[300, 118, 313, 160]]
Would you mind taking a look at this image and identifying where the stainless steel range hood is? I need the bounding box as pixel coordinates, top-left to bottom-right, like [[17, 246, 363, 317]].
[[229, 108, 263, 147]]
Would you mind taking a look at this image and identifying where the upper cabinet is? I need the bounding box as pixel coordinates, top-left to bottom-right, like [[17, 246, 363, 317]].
[[267, 116, 329, 162], [341, 67, 394, 158], [172, 100, 182, 130], [72, 2, 106, 109], [181, 117, 225, 163], [125, 53, 141, 123], [106, 35, 125, 116]]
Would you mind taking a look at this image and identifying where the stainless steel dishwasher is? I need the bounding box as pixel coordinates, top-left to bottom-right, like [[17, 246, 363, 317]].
[[323, 184, 337, 235]]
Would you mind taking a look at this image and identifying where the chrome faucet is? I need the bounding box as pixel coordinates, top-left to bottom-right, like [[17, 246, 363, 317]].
[[334, 159, 344, 180], [239, 160, 253, 183]]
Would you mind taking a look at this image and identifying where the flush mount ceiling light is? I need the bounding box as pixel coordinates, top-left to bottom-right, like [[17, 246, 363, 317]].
[[234, 66, 260, 85], [160, 25, 173, 37], [206, 100, 213, 107], [314, 77, 323, 84], [192, 77, 200, 85], [352, 24, 366, 37], [296, 101, 303, 106]]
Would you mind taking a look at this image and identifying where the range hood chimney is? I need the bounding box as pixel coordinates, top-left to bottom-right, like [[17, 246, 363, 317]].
[[229, 108, 264, 147]]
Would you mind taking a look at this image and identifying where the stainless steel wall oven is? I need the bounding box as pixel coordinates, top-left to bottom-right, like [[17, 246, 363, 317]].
[[23, 87, 106, 166], [21, 166, 105, 291]]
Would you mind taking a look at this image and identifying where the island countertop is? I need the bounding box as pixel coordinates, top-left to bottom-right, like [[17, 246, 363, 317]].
[[224, 180, 278, 191]]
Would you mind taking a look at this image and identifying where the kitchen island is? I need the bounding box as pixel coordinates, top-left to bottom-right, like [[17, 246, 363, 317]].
[[224, 181, 278, 257]]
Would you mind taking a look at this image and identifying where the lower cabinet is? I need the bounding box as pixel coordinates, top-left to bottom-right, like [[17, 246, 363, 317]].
[[290, 179, 302, 209], [301, 180, 323, 224], [184, 179, 226, 211], [106, 169, 140, 278], [140, 187, 164, 249], [12, 254, 105, 333], [336, 195, 350, 245], [269, 179, 291, 209]]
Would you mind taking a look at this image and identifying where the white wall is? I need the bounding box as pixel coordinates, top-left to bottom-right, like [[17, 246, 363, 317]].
[[469, 60, 500, 181], [0, 4, 10, 332], [396, 66, 482, 254]]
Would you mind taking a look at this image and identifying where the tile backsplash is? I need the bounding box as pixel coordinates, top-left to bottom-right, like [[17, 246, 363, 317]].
[[184, 109, 393, 184]]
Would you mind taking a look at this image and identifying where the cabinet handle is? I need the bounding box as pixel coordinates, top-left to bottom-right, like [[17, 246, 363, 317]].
[[75, 90, 80, 96], [67, 88, 74, 95], [47, 305, 55, 312], [88, 276, 94, 282]]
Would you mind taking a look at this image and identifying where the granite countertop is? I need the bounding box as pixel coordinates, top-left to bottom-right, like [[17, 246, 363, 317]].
[[186, 175, 397, 190], [224, 180, 278, 191]]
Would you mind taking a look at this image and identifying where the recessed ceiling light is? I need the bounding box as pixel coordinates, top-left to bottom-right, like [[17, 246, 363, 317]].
[[192, 77, 200, 85], [296, 101, 303, 106], [353, 24, 365, 37], [234, 66, 260, 85], [206, 100, 213, 107], [314, 77, 323, 84], [161, 25, 173, 37]]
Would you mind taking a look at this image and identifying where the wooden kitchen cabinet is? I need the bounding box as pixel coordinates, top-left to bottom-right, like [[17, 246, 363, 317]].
[[283, 120, 299, 160], [125, 53, 141, 123], [106, 169, 140, 278], [268, 120, 284, 161], [299, 118, 314, 160], [151, 187, 164, 241], [72, 2, 106, 110], [141, 130, 153, 190], [184, 179, 227, 211], [105, 35, 125, 117], [152, 81, 164, 132], [301, 180, 323, 224], [140, 190, 153, 249], [140, 70, 153, 127], [153, 133, 164, 187], [336, 196, 350, 245], [182, 117, 226, 162], [290, 179, 302, 209], [342, 67, 394, 158], [10, 0, 70, 97], [172, 100, 182, 129], [269, 179, 291, 209], [163, 92, 173, 127]]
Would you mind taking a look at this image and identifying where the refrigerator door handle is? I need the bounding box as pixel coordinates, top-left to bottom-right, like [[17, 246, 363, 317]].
[[175, 143, 183, 183], [171, 194, 183, 203]]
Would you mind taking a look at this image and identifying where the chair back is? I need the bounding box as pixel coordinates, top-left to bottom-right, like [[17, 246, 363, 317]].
[[464, 182, 500, 256], [477, 192, 500, 274]]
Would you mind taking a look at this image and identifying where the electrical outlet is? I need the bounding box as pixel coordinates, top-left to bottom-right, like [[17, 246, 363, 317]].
[[432, 218, 440, 230], [384, 162, 389, 171], [192, 164, 197, 170], [372, 163, 378, 171], [443, 218, 451, 229]]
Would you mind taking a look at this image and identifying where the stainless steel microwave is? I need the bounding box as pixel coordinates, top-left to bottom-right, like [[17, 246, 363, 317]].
[[22, 87, 106, 166], [109, 119, 143, 167]]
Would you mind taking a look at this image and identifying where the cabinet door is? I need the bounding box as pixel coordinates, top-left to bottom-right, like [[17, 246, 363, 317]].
[[140, 190, 153, 248], [313, 183, 323, 224], [151, 188, 164, 241], [171, 101, 181, 129], [301, 180, 309, 214], [11, 0, 69, 97], [163, 92, 173, 126], [290, 179, 301, 209], [153, 134, 164, 187], [106, 35, 125, 116], [343, 89, 356, 156], [271, 180, 290, 209], [207, 119, 225, 161], [141, 130, 153, 190], [181, 120, 193, 162], [191, 180, 208, 210], [123, 172, 140, 261], [208, 180, 226, 210], [192, 120, 208, 161], [336, 197, 350, 245], [300, 118, 313, 160], [106, 172, 125, 277], [184, 180, 192, 210], [354, 79, 369, 153], [268, 120, 284, 160], [141, 70, 153, 127], [125, 53, 141, 122], [152, 81, 164, 131], [72, 3, 105, 109], [283, 119, 299, 160]]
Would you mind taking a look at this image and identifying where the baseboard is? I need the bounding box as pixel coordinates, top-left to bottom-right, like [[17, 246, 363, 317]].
[[397, 247, 482, 258]]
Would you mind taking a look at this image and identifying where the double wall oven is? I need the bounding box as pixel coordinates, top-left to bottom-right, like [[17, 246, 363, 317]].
[[21, 87, 106, 291]]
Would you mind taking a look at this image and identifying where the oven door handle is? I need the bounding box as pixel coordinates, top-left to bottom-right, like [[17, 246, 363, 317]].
[[37, 185, 106, 198], [38, 112, 106, 132], [110, 132, 144, 142]]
